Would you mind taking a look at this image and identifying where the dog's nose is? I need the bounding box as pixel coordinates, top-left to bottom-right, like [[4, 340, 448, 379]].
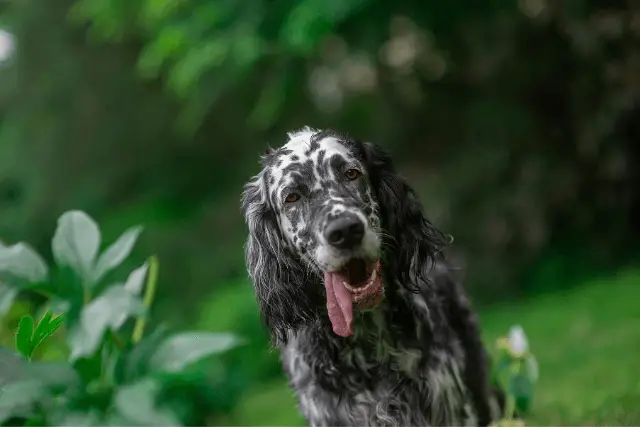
[[325, 216, 365, 249]]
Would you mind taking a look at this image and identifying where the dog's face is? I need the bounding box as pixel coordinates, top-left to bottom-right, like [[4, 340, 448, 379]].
[[262, 128, 381, 275], [242, 127, 446, 340]]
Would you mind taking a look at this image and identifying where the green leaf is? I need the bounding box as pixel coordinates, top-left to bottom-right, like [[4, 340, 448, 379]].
[[524, 354, 539, 382], [15, 315, 34, 358], [0, 379, 45, 423], [51, 410, 101, 427], [114, 378, 182, 426], [31, 311, 65, 356], [491, 352, 512, 389], [124, 263, 148, 296], [21, 361, 81, 394], [508, 371, 534, 414], [117, 324, 168, 382], [150, 331, 240, 373], [0, 346, 26, 388], [0, 242, 49, 283], [92, 226, 143, 285], [140, 0, 184, 28], [0, 284, 19, 316], [52, 210, 101, 283], [280, 0, 367, 54], [68, 285, 145, 361]]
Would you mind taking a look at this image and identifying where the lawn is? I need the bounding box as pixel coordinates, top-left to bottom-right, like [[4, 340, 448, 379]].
[[228, 267, 640, 426]]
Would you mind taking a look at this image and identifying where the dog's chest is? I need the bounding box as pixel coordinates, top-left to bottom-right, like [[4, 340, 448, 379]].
[[282, 336, 476, 427]]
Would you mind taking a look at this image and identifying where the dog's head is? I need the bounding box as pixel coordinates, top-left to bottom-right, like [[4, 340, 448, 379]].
[[242, 127, 448, 342]]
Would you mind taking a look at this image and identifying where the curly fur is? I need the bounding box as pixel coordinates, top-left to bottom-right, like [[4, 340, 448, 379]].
[[241, 127, 502, 426]]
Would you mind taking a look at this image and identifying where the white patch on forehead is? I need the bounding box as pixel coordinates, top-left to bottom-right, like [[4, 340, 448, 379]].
[[284, 127, 352, 162], [266, 127, 354, 197]]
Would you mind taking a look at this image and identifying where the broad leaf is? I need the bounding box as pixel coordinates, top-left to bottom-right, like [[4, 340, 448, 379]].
[[0, 346, 26, 388], [118, 325, 169, 383], [150, 332, 240, 373], [114, 378, 182, 426], [0, 242, 49, 283], [15, 315, 34, 358], [124, 263, 148, 296], [509, 370, 535, 414], [51, 410, 101, 427], [525, 354, 539, 382], [68, 285, 144, 361], [31, 311, 65, 356], [0, 284, 18, 316], [92, 226, 143, 285], [52, 210, 101, 283], [22, 361, 81, 394], [0, 379, 45, 423]]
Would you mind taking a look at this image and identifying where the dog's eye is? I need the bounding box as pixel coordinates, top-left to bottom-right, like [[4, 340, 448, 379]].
[[345, 169, 361, 180], [284, 193, 300, 203]]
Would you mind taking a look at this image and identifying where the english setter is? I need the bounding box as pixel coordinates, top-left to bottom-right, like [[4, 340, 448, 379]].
[[241, 127, 502, 426]]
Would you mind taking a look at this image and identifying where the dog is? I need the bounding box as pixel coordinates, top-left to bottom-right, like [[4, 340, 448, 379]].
[[241, 127, 502, 426]]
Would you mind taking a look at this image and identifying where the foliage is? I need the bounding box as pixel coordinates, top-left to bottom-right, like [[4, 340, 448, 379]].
[[490, 326, 539, 426], [15, 311, 64, 360], [69, 0, 370, 132], [2, 0, 638, 313], [0, 210, 241, 426], [1, 0, 639, 424]]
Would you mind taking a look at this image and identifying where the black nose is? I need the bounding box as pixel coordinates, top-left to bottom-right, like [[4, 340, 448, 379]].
[[325, 216, 365, 249]]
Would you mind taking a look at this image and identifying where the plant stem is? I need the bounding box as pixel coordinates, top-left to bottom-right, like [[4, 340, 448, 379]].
[[504, 394, 516, 420], [504, 359, 522, 420], [83, 283, 90, 305], [132, 255, 159, 344]]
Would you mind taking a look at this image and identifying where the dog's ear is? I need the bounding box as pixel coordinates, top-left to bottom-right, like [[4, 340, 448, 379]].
[[241, 173, 317, 344], [362, 141, 450, 282]]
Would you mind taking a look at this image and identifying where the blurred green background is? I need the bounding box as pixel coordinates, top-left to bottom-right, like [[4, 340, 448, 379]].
[[1, 0, 640, 424]]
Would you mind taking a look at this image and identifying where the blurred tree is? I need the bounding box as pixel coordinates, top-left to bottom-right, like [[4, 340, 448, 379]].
[[0, 0, 638, 308]]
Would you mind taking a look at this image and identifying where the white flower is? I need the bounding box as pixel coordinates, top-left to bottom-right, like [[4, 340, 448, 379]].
[[508, 325, 529, 355]]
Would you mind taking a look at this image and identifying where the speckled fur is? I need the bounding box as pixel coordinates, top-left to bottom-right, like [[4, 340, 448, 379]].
[[241, 127, 502, 427]]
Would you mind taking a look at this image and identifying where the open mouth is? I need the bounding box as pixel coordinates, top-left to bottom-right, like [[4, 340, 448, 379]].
[[323, 258, 384, 338], [339, 258, 380, 296]]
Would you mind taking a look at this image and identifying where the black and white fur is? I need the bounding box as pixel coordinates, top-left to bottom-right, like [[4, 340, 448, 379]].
[[241, 127, 501, 426]]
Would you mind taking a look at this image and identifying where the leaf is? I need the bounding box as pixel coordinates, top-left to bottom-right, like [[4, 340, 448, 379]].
[[117, 324, 168, 382], [0, 379, 45, 423], [0, 284, 18, 316], [21, 361, 80, 394], [0, 242, 49, 283], [92, 226, 143, 285], [124, 263, 148, 295], [0, 346, 26, 388], [491, 352, 512, 389], [68, 286, 145, 361], [51, 210, 101, 283], [280, 0, 367, 54], [509, 371, 535, 414], [524, 354, 539, 382], [114, 378, 182, 426], [51, 410, 101, 427], [15, 315, 34, 358], [150, 332, 240, 373], [31, 311, 64, 356]]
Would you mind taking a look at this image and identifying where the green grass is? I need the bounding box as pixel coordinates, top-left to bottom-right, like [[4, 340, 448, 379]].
[[226, 268, 640, 426]]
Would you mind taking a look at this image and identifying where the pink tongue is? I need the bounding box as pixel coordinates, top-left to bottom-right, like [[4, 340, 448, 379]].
[[324, 271, 353, 337]]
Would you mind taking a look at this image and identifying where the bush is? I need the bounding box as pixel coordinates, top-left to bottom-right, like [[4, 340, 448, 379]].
[[0, 210, 241, 426]]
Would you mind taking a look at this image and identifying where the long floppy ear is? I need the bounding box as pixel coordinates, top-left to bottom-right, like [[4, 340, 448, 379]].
[[241, 172, 318, 344], [362, 141, 450, 284]]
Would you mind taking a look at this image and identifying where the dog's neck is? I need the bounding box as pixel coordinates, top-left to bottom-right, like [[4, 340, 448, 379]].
[[308, 277, 431, 351]]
